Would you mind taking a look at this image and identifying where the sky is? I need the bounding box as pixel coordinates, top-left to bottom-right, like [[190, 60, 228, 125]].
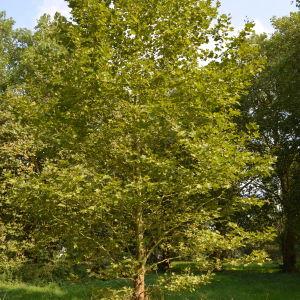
[[0, 0, 297, 33]]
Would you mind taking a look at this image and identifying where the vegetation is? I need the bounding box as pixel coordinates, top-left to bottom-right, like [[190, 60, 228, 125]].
[[1, 264, 300, 299], [0, 0, 299, 299], [241, 12, 300, 272]]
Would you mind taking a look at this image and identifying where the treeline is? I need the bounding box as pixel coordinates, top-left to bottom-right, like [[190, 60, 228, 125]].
[[0, 1, 299, 299]]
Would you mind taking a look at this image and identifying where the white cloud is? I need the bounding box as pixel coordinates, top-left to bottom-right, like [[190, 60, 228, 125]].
[[36, 0, 71, 20], [253, 19, 273, 35]]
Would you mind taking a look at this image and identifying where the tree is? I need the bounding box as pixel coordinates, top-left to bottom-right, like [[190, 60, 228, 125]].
[[0, 12, 33, 273], [241, 12, 300, 272], [4, 1, 274, 298]]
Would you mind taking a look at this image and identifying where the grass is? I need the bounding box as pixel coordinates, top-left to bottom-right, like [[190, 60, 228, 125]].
[[0, 264, 300, 299], [171, 270, 300, 300]]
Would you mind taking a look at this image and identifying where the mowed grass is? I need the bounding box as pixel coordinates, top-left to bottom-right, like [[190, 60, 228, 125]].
[[1, 264, 300, 300]]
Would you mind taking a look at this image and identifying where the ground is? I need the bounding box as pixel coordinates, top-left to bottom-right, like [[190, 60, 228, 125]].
[[0, 264, 300, 299]]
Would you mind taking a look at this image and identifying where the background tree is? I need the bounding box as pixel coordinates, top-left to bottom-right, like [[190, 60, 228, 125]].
[[241, 12, 300, 272]]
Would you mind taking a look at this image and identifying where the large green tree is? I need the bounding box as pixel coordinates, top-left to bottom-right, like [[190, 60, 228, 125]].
[[3, 1, 274, 298], [241, 12, 300, 272]]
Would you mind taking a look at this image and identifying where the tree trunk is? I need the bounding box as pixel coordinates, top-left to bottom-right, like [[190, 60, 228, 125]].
[[133, 207, 147, 300], [282, 224, 297, 272], [280, 172, 297, 272], [133, 265, 146, 300]]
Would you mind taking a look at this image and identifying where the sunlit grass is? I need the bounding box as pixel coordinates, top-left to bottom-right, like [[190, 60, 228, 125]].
[[0, 264, 300, 299]]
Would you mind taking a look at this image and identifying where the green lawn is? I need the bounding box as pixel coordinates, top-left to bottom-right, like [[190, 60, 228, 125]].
[[1, 266, 300, 299]]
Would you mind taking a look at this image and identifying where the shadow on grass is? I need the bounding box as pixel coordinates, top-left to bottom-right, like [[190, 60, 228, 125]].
[[161, 269, 300, 300], [1, 265, 300, 300]]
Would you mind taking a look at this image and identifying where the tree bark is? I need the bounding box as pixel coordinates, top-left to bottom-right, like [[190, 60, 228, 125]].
[[281, 218, 297, 273], [280, 172, 297, 272], [133, 265, 146, 300], [133, 207, 147, 300], [282, 224, 296, 272]]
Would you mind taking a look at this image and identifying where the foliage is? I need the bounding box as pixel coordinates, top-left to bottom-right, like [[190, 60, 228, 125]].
[[240, 12, 300, 272], [157, 272, 213, 293], [0, 12, 34, 280], [1, 1, 276, 297]]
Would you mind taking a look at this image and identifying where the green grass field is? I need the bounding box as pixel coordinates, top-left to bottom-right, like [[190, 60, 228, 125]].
[[1, 264, 300, 299]]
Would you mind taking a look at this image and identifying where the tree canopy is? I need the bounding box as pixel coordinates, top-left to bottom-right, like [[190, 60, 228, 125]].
[[0, 1, 280, 298], [241, 12, 300, 272]]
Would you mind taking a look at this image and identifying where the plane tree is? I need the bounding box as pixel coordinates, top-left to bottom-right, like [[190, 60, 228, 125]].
[[4, 1, 275, 298]]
